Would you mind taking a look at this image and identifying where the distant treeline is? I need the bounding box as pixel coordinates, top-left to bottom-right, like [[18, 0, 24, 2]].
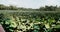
[[0, 4, 60, 11]]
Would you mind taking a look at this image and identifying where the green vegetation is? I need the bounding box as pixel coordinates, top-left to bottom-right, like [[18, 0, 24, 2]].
[[0, 12, 60, 32], [0, 4, 60, 32], [0, 4, 60, 11]]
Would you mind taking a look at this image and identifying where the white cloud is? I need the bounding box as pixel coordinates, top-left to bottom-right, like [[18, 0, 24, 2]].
[[46, 0, 59, 5]]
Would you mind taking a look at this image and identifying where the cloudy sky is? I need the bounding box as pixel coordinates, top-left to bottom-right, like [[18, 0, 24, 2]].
[[0, 0, 60, 9]]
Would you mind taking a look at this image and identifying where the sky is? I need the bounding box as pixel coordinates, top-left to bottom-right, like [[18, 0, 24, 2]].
[[0, 0, 60, 9]]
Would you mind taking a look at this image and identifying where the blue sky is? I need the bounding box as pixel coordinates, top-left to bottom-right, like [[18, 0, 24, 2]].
[[0, 0, 60, 9]]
